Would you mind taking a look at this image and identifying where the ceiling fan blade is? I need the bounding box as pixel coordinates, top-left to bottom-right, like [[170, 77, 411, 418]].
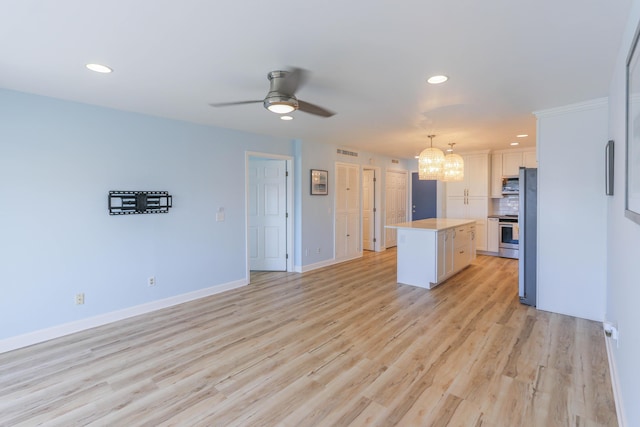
[[209, 100, 262, 107], [298, 100, 335, 117], [280, 67, 308, 96]]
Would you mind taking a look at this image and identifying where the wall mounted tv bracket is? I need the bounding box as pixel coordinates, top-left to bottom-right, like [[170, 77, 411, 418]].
[[108, 191, 172, 215]]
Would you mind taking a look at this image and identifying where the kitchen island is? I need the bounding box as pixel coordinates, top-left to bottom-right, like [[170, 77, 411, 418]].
[[385, 219, 476, 289]]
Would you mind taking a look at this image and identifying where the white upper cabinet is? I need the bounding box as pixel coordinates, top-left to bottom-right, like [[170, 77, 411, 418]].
[[447, 153, 489, 198], [491, 153, 503, 198], [490, 148, 537, 198], [502, 152, 524, 176], [502, 149, 537, 176], [523, 150, 538, 168]]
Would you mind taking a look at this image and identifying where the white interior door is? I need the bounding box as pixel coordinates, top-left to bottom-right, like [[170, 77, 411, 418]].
[[335, 162, 361, 261], [248, 158, 287, 271], [362, 169, 375, 251], [385, 170, 408, 248]]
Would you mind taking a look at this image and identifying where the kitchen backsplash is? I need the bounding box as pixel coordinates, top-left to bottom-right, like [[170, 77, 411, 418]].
[[492, 195, 519, 215]]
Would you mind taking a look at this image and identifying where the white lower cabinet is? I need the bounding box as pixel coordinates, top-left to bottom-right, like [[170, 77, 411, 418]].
[[487, 217, 499, 253], [453, 226, 470, 272], [393, 220, 476, 289], [469, 224, 477, 262], [446, 196, 488, 251], [437, 229, 454, 282]]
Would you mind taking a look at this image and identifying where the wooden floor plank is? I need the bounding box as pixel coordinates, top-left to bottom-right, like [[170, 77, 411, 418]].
[[0, 250, 617, 426]]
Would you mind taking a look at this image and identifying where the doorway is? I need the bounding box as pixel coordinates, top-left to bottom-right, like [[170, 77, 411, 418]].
[[385, 170, 408, 248], [246, 154, 293, 275], [411, 172, 437, 220]]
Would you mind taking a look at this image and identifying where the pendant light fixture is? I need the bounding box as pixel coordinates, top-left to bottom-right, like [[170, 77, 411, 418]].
[[442, 143, 464, 182], [418, 135, 445, 180]]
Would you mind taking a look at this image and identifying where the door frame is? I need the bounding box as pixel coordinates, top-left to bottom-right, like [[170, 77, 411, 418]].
[[362, 165, 383, 252], [245, 152, 294, 280]]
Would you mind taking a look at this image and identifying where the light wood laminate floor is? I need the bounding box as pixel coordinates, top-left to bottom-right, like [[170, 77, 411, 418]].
[[0, 250, 617, 426]]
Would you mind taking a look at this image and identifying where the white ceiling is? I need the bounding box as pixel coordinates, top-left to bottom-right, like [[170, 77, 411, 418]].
[[0, 0, 632, 158]]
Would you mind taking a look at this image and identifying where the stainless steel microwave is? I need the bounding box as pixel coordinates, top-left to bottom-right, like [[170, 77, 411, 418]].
[[502, 177, 519, 195]]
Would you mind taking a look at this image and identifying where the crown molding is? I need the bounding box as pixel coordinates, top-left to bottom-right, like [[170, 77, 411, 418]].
[[533, 97, 608, 118]]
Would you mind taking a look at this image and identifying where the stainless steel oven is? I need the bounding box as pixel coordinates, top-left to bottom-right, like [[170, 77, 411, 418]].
[[498, 217, 519, 259]]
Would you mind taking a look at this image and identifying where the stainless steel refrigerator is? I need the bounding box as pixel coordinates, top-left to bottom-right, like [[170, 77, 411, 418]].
[[518, 167, 537, 306]]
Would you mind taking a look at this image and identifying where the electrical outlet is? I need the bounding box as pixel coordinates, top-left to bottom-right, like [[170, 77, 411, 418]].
[[316, 248, 321, 254], [75, 293, 85, 305], [148, 276, 156, 286]]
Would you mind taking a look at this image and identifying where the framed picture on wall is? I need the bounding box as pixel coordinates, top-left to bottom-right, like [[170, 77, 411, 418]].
[[310, 169, 328, 195], [626, 24, 640, 224]]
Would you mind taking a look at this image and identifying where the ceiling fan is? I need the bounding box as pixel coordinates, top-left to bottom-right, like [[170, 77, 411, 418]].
[[209, 68, 335, 118]]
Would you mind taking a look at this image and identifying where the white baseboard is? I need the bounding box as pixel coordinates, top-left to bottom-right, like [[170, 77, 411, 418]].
[[0, 278, 248, 354], [604, 329, 625, 427], [299, 254, 363, 273]]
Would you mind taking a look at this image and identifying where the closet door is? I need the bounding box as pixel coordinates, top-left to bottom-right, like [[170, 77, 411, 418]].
[[385, 170, 408, 248], [362, 169, 377, 251], [335, 163, 361, 260]]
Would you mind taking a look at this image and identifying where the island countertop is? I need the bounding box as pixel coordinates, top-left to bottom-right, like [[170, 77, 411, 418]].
[[385, 218, 476, 231]]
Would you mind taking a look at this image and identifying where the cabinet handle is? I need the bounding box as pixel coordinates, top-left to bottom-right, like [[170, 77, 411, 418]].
[[459, 250, 465, 254], [347, 234, 350, 237]]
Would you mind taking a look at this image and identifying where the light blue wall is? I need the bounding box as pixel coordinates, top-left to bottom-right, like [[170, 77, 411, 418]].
[[606, 0, 640, 424], [0, 89, 410, 341], [299, 140, 337, 265], [0, 89, 294, 339]]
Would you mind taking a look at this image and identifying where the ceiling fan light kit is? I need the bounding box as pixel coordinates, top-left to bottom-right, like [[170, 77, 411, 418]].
[[264, 95, 298, 114], [210, 68, 334, 118]]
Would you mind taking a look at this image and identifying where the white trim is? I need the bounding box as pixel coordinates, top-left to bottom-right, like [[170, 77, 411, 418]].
[[0, 279, 248, 354], [604, 329, 626, 427], [299, 254, 363, 273], [533, 97, 608, 118]]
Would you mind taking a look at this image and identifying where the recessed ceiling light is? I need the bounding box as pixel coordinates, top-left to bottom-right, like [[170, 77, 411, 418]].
[[414, 155, 420, 159], [280, 115, 293, 121], [446, 148, 453, 152], [86, 63, 113, 73], [516, 134, 528, 138], [427, 75, 448, 84], [510, 142, 519, 146]]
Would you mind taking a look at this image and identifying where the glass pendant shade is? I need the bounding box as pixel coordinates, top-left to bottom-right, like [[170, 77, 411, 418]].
[[442, 152, 464, 181], [418, 147, 445, 180]]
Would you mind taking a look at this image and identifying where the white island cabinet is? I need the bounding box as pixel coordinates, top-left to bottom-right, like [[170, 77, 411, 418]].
[[385, 219, 476, 289]]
